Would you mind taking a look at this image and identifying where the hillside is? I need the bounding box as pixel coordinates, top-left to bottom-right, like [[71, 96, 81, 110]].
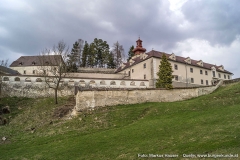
[[0, 82, 240, 159]]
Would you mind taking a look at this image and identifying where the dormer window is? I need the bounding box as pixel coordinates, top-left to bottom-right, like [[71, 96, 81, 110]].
[[32, 61, 36, 65], [197, 60, 203, 66], [169, 53, 176, 61], [45, 61, 49, 65], [184, 57, 191, 64], [19, 62, 23, 65]]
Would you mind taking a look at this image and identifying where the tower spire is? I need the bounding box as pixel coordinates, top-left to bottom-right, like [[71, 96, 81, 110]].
[[132, 37, 146, 55]]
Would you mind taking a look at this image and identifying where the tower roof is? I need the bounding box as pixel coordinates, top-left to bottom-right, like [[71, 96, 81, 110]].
[[132, 38, 146, 55]]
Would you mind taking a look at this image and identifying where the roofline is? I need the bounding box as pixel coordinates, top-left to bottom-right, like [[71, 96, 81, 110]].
[[116, 51, 233, 74]]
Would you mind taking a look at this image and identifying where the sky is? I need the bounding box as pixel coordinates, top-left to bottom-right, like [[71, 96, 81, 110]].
[[0, 0, 239, 77]]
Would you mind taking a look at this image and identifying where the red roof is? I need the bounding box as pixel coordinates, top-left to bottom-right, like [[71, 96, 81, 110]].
[[115, 50, 232, 74]]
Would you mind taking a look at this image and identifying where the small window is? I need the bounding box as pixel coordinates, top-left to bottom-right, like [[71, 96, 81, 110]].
[[206, 80, 209, 85], [175, 76, 178, 81], [110, 81, 116, 85], [224, 74, 226, 79], [228, 75, 230, 79], [43, 70, 46, 74], [190, 68, 193, 73], [132, 69, 134, 73], [143, 63, 146, 68], [3, 77, 9, 81], [213, 71, 215, 77], [205, 71, 208, 75], [218, 73, 221, 78], [128, 71, 130, 76], [191, 78, 194, 83], [201, 79, 204, 84], [33, 70, 35, 74], [24, 70, 26, 74], [15, 77, 20, 81], [200, 70, 203, 74], [144, 74, 146, 79], [174, 64, 178, 70]]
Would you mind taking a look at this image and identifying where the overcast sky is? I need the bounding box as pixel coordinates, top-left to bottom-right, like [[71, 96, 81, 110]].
[[0, 0, 239, 77]]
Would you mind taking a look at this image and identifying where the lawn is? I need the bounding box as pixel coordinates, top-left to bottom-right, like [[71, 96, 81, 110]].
[[0, 82, 240, 159]]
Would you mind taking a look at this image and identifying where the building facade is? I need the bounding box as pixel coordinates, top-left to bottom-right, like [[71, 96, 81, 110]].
[[5, 39, 233, 88], [116, 38, 233, 87]]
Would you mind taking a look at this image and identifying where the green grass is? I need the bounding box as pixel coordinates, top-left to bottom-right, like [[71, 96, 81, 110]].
[[0, 82, 240, 160]]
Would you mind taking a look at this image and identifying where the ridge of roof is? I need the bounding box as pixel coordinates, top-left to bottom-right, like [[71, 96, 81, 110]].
[[115, 50, 232, 74]]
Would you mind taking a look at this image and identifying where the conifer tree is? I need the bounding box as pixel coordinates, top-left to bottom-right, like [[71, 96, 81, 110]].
[[81, 41, 89, 67], [156, 54, 173, 89], [127, 45, 134, 61]]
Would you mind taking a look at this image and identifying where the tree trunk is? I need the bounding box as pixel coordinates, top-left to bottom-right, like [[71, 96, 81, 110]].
[[55, 88, 58, 104]]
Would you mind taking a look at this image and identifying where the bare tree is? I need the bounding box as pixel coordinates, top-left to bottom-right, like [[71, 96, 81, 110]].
[[0, 59, 9, 96], [38, 41, 69, 104], [112, 41, 125, 68]]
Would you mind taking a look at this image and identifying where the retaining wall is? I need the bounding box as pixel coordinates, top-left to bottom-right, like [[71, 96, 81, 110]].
[[74, 80, 223, 111]]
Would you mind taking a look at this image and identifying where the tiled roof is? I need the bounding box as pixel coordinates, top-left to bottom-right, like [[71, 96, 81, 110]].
[[115, 50, 233, 74], [0, 66, 19, 75], [10, 55, 63, 67]]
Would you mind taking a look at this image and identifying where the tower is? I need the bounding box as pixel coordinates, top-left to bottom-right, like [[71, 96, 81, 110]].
[[132, 38, 146, 55]]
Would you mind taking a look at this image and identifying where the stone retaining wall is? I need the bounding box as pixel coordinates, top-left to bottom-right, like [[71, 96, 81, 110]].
[[74, 80, 223, 111]]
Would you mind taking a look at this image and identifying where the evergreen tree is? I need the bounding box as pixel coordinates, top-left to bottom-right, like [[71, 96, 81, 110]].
[[87, 43, 95, 67], [127, 45, 134, 61], [67, 41, 79, 72], [90, 38, 110, 68], [107, 51, 116, 69], [156, 54, 173, 89], [81, 41, 89, 67]]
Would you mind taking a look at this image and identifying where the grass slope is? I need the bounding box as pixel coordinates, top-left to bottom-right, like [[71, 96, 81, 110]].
[[0, 82, 240, 159]]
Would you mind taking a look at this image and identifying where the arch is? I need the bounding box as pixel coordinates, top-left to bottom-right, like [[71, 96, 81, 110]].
[[69, 79, 75, 83], [110, 81, 116, 85], [140, 82, 145, 86], [46, 78, 53, 82], [79, 80, 86, 84], [3, 77, 9, 81], [120, 81, 126, 85], [36, 78, 42, 82], [89, 80, 96, 85], [100, 80, 106, 85], [130, 81, 135, 86], [25, 77, 31, 82], [79, 80, 86, 87], [14, 77, 20, 81]]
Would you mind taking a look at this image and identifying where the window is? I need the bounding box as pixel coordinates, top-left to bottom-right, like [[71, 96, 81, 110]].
[[205, 71, 208, 75], [228, 75, 230, 79], [14, 77, 20, 81], [3, 77, 9, 81], [128, 71, 130, 76], [190, 68, 193, 73], [143, 63, 146, 68], [144, 74, 146, 79], [43, 70, 46, 74], [132, 69, 134, 73], [206, 80, 209, 85], [33, 70, 35, 74], [174, 64, 178, 70], [175, 76, 178, 81], [224, 74, 226, 79], [201, 79, 204, 84], [218, 73, 221, 78], [200, 70, 203, 74], [213, 71, 215, 77], [24, 70, 26, 74], [191, 78, 194, 83]]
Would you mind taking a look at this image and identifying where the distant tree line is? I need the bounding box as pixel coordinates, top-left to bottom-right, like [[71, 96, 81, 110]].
[[67, 38, 135, 72]]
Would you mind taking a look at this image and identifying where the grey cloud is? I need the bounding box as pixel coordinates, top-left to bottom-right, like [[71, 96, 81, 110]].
[[181, 0, 240, 45]]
